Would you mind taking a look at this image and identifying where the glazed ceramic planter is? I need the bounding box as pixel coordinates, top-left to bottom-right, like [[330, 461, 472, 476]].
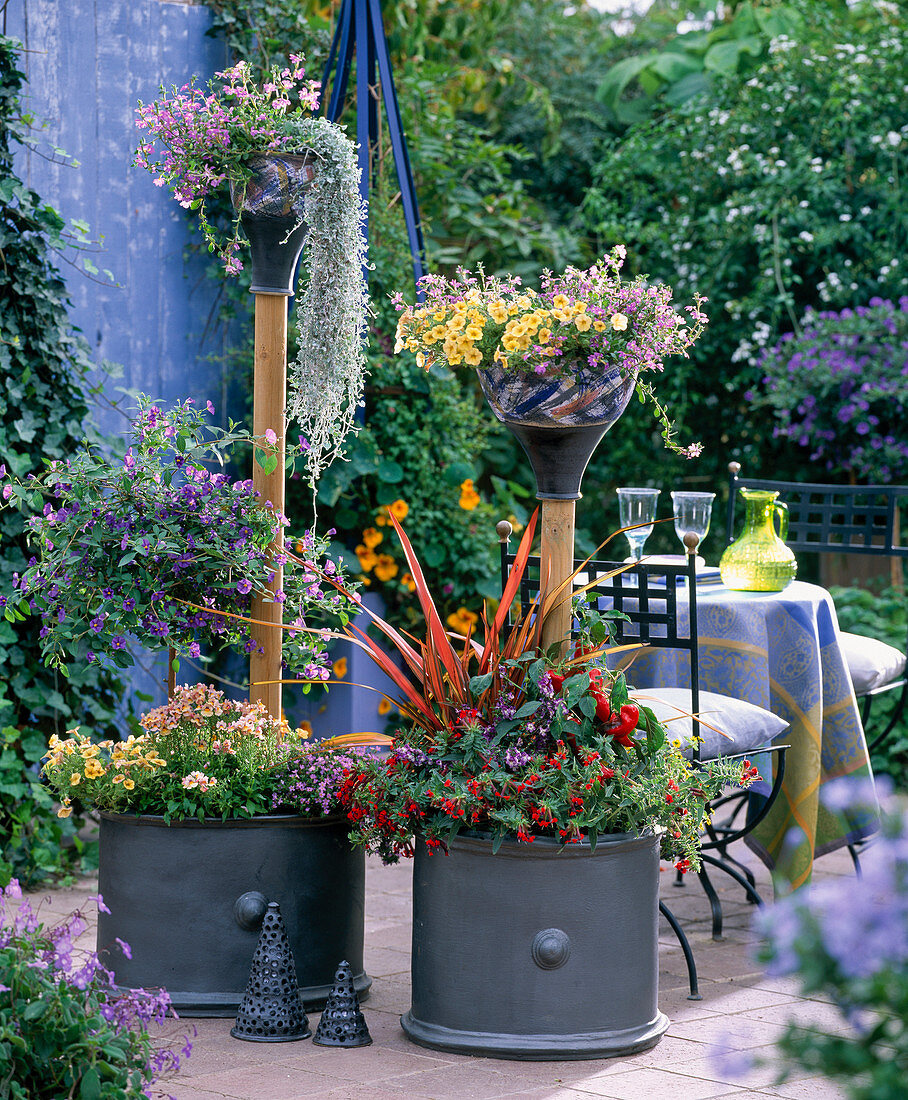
[[230, 152, 316, 294], [403, 830, 668, 1060], [97, 812, 369, 1017], [477, 362, 637, 499]]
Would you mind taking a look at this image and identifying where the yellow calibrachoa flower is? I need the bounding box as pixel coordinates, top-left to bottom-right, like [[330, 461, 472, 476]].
[[489, 300, 509, 323], [459, 479, 481, 511], [57, 798, 73, 819], [374, 554, 399, 582], [464, 324, 483, 340], [464, 346, 483, 366], [69, 772, 82, 786], [574, 314, 592, 332], [389, 499, 409, 521], [552, 294, 569, 309], [84, 759, 105, 779], [361, 527, 383, 549], [123, 779, 136, 791], [333, 657, 348, 679], [611, 313, 628, 331]]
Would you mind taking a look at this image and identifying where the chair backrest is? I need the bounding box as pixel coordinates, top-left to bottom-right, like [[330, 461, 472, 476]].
[[498, 523, 704, 760], [726, 462, 908, 558]]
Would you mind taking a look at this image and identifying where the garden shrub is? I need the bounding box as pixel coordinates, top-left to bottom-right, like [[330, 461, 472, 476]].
[[0, 37, 126, 886], [581, 0, 907, 493], [0, 880, 190, 1098], [755, 297, 908, 485]]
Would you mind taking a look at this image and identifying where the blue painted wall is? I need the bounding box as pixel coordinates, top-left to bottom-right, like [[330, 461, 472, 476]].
[[3, 1, 397, 737]]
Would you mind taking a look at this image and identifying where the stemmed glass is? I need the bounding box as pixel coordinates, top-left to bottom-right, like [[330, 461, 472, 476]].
[[671, 491, 715, 556], [617, 488, 661, 561]]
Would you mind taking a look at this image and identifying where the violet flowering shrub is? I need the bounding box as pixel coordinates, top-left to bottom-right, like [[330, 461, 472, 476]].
[[134, 58, 370, 486], [0, 397, 358, 678], [753, 778, 908, 1100], [392, 247, 708, 457], [0, 881, 191, 1099], [753, 297, 908, 484], [40, 682, 370, 824]]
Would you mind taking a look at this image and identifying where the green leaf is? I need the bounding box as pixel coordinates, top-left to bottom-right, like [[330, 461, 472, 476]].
[[78, 1066, 101, 1100], [254, 448, 278, 476], [376, 459, 404, 484]]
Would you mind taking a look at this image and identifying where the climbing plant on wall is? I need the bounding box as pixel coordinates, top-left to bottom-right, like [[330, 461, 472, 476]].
[[0, 36, 126, 886]]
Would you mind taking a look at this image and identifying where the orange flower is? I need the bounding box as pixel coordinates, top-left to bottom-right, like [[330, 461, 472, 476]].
[[374, 554, 399, 582], [333, 657, 348, 679], [388, 499, 409, 521], [297, 721, 313, 740], [355, 545, 378, 572], [400, 572, 416, 593], [446, 606, 479, 634], [459, 479, 480, 511], [361, 526, 383, 549], [378, 697, 395, 716]]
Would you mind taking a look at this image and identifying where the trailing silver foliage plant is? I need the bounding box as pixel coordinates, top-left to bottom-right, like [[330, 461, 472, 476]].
[[288, 117, 371, 487]]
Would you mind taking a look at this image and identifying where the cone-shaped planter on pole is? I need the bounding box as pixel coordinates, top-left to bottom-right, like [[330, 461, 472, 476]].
[[477, 362, 637, 501], [232, 902, 311, 1042]]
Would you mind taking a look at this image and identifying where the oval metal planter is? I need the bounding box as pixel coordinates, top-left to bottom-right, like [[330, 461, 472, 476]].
[[403, 830, 668, 1060], [97, 812, 369, 1017]]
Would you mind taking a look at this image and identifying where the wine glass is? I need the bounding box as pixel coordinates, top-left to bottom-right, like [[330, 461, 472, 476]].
[[671, 491, 715, 556], [617, 488, 661, 561]]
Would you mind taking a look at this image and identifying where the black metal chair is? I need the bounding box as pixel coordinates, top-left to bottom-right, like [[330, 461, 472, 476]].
[[726, 463, 908, 754], [497, 521, 789, 998]]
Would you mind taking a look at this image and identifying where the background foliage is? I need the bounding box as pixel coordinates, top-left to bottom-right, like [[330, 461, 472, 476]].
[[0, 37, 125, 886]]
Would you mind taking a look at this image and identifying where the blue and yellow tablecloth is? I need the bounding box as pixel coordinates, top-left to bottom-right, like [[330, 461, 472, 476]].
[[625, 580, 878, 890]]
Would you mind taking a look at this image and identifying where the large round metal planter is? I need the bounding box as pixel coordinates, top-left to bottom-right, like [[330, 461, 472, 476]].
[[403, 831, 668, 1060], [477, 363, 637, 500], [97, 813, 369, 1017]]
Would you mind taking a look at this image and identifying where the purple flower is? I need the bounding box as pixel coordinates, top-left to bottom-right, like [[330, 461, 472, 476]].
[[89, 615, 105, 633], [236, 578, 253, 595]]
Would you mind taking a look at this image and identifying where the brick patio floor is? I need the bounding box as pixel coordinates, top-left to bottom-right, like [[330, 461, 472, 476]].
[[22, 843, 857, 1100]]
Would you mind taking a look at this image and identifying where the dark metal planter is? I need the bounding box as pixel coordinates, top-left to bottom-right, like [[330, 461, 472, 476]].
[[97, 812, 369, 1017], [403, 831, 668, 1060]]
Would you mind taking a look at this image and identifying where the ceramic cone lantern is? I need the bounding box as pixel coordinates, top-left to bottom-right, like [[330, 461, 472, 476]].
[[231, 902, 311, 1043], [313, 960, 373, 1047]]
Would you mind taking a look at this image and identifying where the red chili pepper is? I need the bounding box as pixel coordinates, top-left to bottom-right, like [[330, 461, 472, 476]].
[[548, 671, 567, 693], [599, 702, 640, 747]]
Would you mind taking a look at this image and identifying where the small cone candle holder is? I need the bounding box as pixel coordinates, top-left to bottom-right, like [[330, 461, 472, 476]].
[[313, 959, 373, 1047]]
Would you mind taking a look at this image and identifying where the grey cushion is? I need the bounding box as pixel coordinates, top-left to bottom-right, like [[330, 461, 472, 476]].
[[839, 631, 906, 695], [632, 687, 789, 761]]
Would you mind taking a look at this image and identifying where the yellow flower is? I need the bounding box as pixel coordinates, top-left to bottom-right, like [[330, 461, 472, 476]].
[[464, 324, 483, 340], [57, 800, 73, 819], [333, 657, 348, 679], [593, 320, 607, 332], [69, 772, 82, 786], [297, 721, 313, 739], [415, 352, 427, 369], [355, 545, 379, 572], [489, 300, 509, 324], [464, 346, 483, 366], [83, 759, 105, 779], [112, 774, 126, 785], [374, 554, 399, 582], [611, 313, 629, 331], [538, 327, 552, 343], [378, 697, 395, 716], [552, 294, 570, 309], [123, 779, 136, 791], [574, 314, 592, 332], [459, 479, 481, 511], [361, 527, 383, 549], [389, 499, 409, 521], [400, 572, 416, 593], [446, 607, 480, 634]]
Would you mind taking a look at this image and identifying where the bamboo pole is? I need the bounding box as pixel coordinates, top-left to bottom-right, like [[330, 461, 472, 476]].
[[250, 293, 287, 720], [539, 498, 576, 657]]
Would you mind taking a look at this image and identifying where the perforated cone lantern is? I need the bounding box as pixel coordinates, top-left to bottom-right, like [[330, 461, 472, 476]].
[[313, 959, 372, 1047], [231, 902, 311, 1042]]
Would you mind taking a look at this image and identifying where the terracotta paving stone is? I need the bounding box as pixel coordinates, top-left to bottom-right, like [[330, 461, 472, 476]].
[[17, 842, 868, 1100]]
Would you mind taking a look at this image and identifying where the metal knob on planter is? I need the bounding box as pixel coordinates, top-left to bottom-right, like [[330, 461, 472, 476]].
[[231, 902, 311, 1042], [234, 891, 269, 931]]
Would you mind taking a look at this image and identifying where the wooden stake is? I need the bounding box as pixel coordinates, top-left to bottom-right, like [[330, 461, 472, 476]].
[[250, 292, 287, 720], [540, 498, 576, 657], [167, 646, 176, 701]]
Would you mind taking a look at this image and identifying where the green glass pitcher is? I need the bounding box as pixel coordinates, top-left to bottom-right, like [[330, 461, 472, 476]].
[[720, 488, 798, 591]]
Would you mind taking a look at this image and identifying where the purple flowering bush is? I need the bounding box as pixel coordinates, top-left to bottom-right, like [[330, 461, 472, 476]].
[[0, 880, 191, 1098], [1, 396, 358, 679], [392, 246, 708, 457], [755, 779, 907, 1099], [755, 297, 908, 483]]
